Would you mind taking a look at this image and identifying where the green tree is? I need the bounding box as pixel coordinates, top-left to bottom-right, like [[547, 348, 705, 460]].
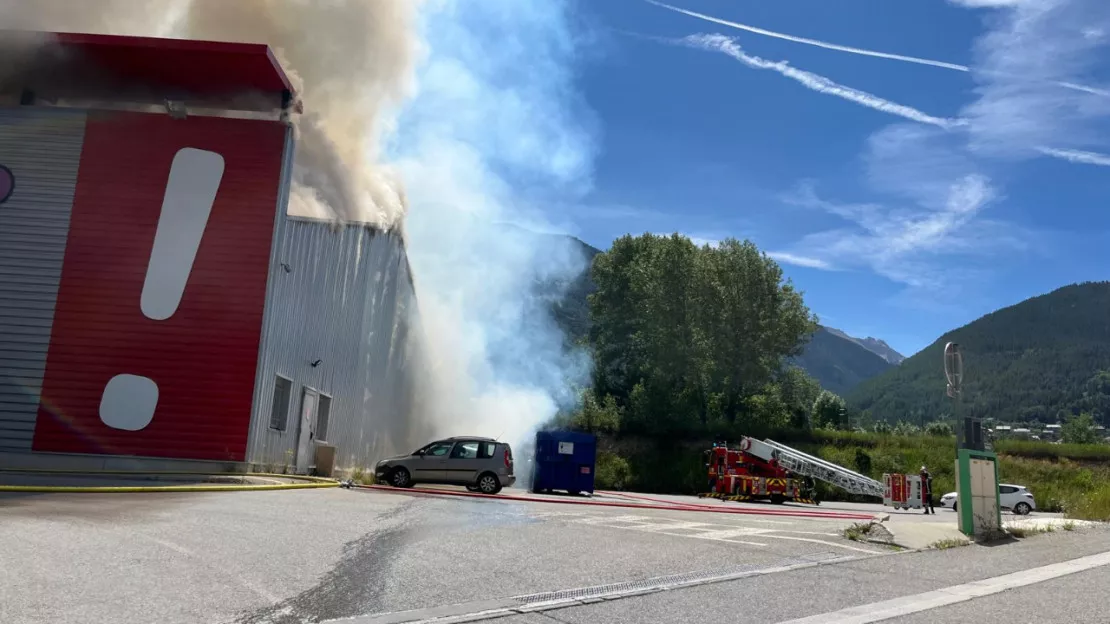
[[778, 366, 822, 429], [812, 390, 847, 430], [571, 389, 621, 434], [873, 421, 893, 434], [1063, 412, 1100, 445], [1082, 371, 1110, 426], [587, 233, 817, 436]]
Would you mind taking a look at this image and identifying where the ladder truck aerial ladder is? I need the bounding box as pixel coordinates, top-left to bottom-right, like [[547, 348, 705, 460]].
[[700, 436, 885, 505]]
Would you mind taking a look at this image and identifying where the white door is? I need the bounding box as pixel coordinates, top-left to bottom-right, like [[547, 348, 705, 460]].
[[295, 389, 318, 474]]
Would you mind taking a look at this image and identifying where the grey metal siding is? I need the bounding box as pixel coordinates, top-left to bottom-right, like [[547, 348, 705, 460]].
[[0, 108, 86, 452], [247, 217, 421, 470]]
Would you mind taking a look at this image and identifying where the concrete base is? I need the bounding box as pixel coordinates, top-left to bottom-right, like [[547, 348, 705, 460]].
[[882, 518, 970, 550], [0, 450, 247, 474]]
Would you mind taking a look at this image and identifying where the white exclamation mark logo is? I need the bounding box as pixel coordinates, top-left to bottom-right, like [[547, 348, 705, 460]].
[[99, 148, 225, 432]]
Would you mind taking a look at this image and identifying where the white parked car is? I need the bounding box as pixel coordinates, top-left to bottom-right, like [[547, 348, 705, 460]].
[[939, 483, 1036, 515]]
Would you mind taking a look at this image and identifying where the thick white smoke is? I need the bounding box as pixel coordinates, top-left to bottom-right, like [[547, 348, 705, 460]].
[[1, 0, 598, 459], [396, 0, 598, 456]]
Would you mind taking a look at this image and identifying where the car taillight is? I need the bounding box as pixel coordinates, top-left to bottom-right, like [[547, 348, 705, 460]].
[[504, 449, 512, 470]]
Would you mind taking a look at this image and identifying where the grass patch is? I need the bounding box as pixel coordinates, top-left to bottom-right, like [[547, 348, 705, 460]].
[[842, 522, 874, 542], [994, 439, 1110, 462], [348, 466, 376, 485], [1007, 523, 1055, 539], [928, 538, 969, 550]]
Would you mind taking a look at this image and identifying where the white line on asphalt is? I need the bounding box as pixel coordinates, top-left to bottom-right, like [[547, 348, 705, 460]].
[[776, 549, 1110, 623], [755, 534, 882, 554], [661, 530, 768, 546]]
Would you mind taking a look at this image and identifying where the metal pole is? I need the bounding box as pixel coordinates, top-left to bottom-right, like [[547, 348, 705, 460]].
[[945, 342, 964, 448]]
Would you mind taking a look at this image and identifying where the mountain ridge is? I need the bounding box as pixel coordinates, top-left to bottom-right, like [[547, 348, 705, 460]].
[[825, 327, 906, 365]]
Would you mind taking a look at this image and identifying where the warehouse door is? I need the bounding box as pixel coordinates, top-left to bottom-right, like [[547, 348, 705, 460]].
[[295, 388, 319, 474]]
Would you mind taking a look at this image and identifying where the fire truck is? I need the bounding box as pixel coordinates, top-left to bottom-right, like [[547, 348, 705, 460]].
[[701, 436, 885, 505]]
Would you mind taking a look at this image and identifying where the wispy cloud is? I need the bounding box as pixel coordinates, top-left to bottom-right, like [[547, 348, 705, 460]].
[[682, 34, 964, 130], [772, 125, 1029, 293], [766, 251, 833, 270], [959, 0, 1110, 161], [949, 0, 1027, 7]]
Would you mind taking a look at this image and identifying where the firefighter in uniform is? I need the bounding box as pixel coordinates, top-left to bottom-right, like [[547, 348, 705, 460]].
[[920, 466, 935, 514]]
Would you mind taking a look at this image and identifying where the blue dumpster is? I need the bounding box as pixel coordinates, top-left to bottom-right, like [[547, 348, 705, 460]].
[[531, 431, 596, 495]]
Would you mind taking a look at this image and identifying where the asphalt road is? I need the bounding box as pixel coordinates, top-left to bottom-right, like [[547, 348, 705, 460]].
[[1, 486, 1106, 624]]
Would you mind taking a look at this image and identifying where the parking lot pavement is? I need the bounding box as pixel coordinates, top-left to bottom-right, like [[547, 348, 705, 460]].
[[0, 487, 883, 624], [3, 486, 1100, 624], [478, 527, 1110, 624]]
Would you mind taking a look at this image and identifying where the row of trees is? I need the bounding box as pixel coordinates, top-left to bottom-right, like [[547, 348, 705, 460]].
[[560, 234, 1110, 446]]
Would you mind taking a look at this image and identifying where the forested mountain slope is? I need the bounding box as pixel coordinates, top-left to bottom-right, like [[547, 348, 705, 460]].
[[792, 327, 894, 395], [848, 282, 1110, 426]]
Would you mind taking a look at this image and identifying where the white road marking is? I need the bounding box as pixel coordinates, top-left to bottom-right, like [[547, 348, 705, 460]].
[[528, 508, 871, 551], [777, 549, 1110, 623], [626, 521, 716, 532], [756, 534, 882, 554]]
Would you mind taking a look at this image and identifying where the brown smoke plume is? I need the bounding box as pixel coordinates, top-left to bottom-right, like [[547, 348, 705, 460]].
[[0, 0, 417, 228]]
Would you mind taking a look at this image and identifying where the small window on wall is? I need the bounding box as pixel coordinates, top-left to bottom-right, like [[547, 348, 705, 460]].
[[269, 376, 293, 431], [317, 395, 332, 442]]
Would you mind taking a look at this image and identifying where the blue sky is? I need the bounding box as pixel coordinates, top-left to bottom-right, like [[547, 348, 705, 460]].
[[530, 0, 1110, 357]]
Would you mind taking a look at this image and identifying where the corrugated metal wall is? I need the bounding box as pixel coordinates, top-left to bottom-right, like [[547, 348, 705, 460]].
[[0, 108, 86, 452], [246, 217, 421, 470]]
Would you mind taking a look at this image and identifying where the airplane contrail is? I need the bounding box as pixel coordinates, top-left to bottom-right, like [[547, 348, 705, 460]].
[[646, 0, 970, 72], [647, 0, 1110, 97], [1037, 147, 1110, 167], [684, 34, 966, 130]]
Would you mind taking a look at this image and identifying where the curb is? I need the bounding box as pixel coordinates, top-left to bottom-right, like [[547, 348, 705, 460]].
[[0, 469, 338, 493], [353, 484, 878, 520]]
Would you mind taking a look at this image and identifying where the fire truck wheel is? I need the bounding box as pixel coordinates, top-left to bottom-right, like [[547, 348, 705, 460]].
[[770, 494, 785, 505]]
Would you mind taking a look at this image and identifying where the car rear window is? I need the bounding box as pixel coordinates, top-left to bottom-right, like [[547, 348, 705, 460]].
[[478, 442, 497, 459]]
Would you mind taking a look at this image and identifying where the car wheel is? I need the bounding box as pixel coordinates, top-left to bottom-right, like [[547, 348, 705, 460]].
[[952, 502, 957, 513], [1014, 502, 1032, 515], [477, 472, 502, 494], [389, 467, 412, 488]]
